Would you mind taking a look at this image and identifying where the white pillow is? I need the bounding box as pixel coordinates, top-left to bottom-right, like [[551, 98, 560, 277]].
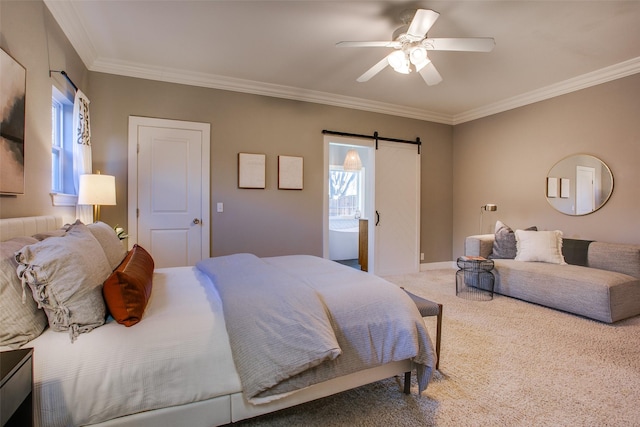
[[515, 230, 566, 264]]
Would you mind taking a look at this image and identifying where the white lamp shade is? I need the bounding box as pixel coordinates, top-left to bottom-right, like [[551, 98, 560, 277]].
[[78, 174, 116, 206], [343, 149, 362, 171]]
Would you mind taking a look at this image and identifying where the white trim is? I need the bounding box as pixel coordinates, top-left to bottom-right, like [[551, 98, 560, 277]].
[[91, 57, 451, 124], [420, 261, 457, 271], [44, 0, 640, 125], [43, 0, 99, 66], [87, 55, 640, 126], [50, 192, 78, 207], [453, 57, 640, 124]]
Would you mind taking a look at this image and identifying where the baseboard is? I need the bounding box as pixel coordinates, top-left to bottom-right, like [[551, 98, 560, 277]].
[[420, 261, 456, 271]]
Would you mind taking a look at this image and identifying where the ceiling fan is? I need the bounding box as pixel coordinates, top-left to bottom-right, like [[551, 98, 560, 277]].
[[337, 9, 495, 86]]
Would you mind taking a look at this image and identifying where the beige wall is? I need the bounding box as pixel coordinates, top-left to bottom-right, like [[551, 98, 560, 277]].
[[452, 73, 640, 258], [5, 0, 637, 264], [88, 73, 453, 260], [0, 0, 87, 221]]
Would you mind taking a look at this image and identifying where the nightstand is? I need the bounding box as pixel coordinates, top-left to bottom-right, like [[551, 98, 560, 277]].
[[1, 348, 33, 427]]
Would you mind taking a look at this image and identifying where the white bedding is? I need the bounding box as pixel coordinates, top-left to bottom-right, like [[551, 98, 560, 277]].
[[24, 266, 242, 427]]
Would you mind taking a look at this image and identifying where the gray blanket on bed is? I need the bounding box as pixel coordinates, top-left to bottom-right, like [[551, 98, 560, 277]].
[[196, 253, 341, 401], [196, 254, 434, 403]]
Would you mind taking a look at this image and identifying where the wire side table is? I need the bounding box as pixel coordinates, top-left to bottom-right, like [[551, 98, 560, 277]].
[[456, 257, 495, 301]]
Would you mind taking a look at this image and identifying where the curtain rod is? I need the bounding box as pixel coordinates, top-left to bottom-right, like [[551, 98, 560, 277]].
[[49, 70, 78, 91], [322, 129, 421, 153]]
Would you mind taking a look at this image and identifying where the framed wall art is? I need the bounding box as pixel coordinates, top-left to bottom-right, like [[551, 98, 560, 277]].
[[560, 178, 570, 198], [278, 155, 303, 190], [546, 177, 558, 198], [238, 152, 266, 189], [0, 48, 26, 194]]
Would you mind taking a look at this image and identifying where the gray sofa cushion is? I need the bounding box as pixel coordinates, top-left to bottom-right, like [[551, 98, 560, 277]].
[[488, 221, 537, 259], [492, 260, 640, 323], [588, 242, 640, 279]]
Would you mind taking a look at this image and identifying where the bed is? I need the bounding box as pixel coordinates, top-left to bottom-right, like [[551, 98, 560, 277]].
[[0, 215, 435, 426]]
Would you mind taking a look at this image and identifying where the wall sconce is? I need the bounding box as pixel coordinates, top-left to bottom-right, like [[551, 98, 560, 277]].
[[343, 149, 362, 171], [78, 172, 116, 222], [479, 203, 497, 234]]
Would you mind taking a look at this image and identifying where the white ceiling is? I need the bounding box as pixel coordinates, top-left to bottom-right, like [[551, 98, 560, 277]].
[[45, 1, 640, 125]]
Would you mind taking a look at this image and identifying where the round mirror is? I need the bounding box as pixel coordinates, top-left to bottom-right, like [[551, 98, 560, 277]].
[[546, 154, 613, 216]]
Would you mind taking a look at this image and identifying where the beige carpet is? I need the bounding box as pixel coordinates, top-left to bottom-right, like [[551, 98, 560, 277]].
[[234, 268, 640, 426]]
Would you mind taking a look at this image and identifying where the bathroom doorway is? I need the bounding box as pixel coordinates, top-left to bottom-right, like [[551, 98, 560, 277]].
[[324, 136, 374, 270]]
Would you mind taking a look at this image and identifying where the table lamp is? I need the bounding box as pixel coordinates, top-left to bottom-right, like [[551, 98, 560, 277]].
[[78, 173, 116, 222]]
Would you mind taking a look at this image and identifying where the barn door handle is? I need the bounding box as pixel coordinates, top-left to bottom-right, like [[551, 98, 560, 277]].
[[375, 210, 380, 226], [193, 218, 201, 225]]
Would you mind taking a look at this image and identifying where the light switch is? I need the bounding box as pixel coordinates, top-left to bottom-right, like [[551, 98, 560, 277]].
[[217, 202, 223, 213]]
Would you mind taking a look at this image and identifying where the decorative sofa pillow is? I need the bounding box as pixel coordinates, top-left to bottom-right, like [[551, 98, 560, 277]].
[[103, 244, 155, 327], [515, 229, 566, 264], [489, 220, 537, 259], [87, 221, 127, 270], [16, 221, 112, 342], [0, 236, 48, 348]]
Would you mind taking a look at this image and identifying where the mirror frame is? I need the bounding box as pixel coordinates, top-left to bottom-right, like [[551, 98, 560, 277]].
[[545, 154, 613, 216]]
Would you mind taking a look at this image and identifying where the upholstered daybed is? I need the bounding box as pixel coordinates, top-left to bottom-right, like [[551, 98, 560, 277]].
[[465, 222, 640, 323]]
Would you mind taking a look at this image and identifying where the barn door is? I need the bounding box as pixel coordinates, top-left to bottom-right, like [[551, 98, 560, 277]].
[[374, 141, 420, 276]]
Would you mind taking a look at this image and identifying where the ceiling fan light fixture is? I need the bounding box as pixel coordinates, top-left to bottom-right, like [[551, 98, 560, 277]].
[[388, 50, 411, 74], [387, 50, 404, 69], [409, 47, 427, 65]]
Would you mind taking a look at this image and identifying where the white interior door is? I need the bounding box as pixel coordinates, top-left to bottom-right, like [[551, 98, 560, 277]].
[[374, 141, 420, 276], [128, 117, 210, 267], [576, 165, 595, 215]]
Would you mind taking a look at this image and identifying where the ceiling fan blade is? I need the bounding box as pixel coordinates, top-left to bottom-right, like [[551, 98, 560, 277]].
[[337, 41, 401, 48], [425, 38, 496, 52], [418, 61, 443, 86], [357, 55, 390, 82], [406, 9, 440, 40]]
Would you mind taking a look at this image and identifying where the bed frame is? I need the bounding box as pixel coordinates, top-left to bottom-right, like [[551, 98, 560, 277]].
[[1, 215, 414, 426]]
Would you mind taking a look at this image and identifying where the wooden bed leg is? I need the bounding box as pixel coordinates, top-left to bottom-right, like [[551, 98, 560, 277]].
[[403, 371, 411, 394]]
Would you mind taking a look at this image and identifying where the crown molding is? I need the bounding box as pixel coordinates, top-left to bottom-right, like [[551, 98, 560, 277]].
[[46, 0, 640, 126], [44, 0, 99, 66], [90, 58, 454, 124], [453, 56, 640, 125]]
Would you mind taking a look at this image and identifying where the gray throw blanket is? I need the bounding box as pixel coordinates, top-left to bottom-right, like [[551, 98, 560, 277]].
[[197, 254, 434, 403], [196, 254, 341, 401]]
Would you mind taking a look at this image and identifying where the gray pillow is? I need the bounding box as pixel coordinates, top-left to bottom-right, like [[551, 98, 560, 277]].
[[0, 236, 47, 348], [16, 221, 112, 342], [489, 220, 537, 259], [88, 221, 127, 270]]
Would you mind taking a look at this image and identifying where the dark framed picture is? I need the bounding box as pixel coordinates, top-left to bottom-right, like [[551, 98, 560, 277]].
[[0, 48, 26, 194]]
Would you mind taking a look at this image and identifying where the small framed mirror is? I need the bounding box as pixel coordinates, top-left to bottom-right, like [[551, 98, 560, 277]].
[[546, 154, 613, 216]]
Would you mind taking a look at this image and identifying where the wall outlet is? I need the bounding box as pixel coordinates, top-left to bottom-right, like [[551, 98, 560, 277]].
[[216, 202, 223, 213], [420, 253, 424, 261]]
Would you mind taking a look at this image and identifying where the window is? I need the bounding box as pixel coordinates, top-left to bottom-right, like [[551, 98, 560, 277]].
[[51, 87, 75, 205], [328, 167, 364, 218], [51, 96, 64, 192]]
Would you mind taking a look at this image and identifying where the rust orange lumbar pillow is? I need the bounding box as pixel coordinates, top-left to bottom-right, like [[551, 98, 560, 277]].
[[103, 244, 154, 327]]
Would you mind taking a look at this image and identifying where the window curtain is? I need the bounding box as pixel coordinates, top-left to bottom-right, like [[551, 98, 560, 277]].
[[73, 89, 93, 224]]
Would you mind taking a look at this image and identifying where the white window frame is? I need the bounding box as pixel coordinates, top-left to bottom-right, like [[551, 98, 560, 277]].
[[50, 86, 77, 206]]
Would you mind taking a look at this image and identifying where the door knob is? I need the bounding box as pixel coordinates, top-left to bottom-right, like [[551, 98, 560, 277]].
[[193, 218, 201, 225]]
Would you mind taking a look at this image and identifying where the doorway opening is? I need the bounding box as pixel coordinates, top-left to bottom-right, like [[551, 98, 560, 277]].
[[324, 137, 374, 271]]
